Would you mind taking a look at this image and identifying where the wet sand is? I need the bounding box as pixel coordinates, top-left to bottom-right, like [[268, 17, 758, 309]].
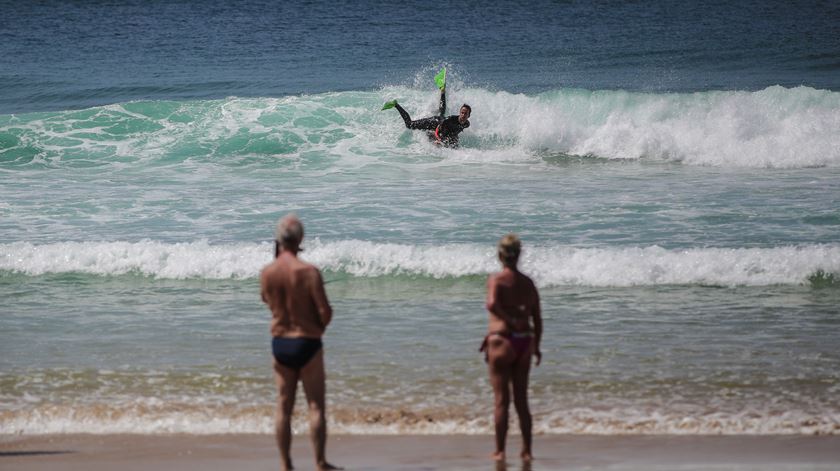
[[2, 433, 840, 470]]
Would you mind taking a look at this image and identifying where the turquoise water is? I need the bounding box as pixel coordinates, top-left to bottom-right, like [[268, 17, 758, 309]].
[[2, 1, 840, 436], [2, 88, 839, 435]]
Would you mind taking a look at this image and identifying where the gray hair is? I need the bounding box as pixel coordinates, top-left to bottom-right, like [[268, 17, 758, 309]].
[[275, 214, 304, 248]]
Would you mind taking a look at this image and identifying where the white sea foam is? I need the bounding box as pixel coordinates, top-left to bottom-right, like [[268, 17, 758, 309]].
[[0, 240, 266, 279], [4, 86, 839, 169], [3, 404, 837, 436], [2, 240, 839, 287], [466, 85, 840, 168]]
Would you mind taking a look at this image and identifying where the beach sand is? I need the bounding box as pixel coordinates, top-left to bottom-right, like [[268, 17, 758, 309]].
[[2, 433, 839, 470]]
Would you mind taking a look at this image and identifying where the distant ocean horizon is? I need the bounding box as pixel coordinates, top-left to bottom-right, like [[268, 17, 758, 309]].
[[2, 0, 839, 436]]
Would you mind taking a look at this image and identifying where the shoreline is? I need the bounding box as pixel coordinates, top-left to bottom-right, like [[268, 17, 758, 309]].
[[3, 434, 840, 470]]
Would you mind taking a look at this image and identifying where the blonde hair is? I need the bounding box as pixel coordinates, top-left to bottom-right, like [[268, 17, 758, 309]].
[[497, 233, 521, 267]]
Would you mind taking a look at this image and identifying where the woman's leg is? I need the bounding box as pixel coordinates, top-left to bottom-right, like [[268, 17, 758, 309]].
[[511, 346, 534, 461], [487, 335, 516, 461]]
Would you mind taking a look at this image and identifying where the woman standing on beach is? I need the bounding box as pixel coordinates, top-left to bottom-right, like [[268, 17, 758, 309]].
[[482, 234, 543, 462]]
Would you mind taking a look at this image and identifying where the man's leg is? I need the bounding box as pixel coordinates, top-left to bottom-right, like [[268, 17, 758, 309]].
[[300, 348, 341, 471], [394, 103, 413, 128], [511, 350, 534, 461], [394, 103, 441, 131], [274, 362, 299, 471]]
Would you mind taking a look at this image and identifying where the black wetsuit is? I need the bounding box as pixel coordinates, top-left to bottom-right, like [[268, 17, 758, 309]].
[[394, 90, 469, 147]]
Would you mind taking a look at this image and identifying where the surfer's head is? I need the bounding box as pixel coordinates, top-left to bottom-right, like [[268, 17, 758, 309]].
[[459, 104, 471, 124], [497, 233, 521, 268], [275, 213, 304, 253]]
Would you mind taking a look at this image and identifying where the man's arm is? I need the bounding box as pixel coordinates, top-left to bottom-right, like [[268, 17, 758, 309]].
[[311, 268, 332, 329]]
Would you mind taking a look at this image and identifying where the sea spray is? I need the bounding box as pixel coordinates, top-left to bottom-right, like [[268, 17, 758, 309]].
[[3, 86, 839, 168]]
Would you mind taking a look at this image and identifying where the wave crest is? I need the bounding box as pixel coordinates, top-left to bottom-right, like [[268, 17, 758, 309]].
[[470, 85, 840, 168], [2, 86, 839, 168], [2, 240, 839, 287]]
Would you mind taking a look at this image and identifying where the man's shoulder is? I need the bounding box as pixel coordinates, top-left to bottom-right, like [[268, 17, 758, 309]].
[[260, 260, 284, 282], [294, 261, 322, 279], [260, 260, 277, 276], [447, 116, 468, 129]]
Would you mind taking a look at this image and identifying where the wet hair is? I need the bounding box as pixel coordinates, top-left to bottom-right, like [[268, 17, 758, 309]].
[[461, 103, 471, 115], [275, 214, 304, 249], [497, 233, 521, 267]]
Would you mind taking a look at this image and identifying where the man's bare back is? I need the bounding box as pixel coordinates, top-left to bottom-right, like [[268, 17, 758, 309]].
[[261, 252, 331, 339]]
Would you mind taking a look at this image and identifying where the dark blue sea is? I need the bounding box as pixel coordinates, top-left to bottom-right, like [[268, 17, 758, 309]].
[[4, 0, 839, 113], [2, 0, 839, 437]]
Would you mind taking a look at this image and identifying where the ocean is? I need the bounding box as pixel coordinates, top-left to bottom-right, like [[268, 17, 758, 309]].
[[2, 0, 839, 436]]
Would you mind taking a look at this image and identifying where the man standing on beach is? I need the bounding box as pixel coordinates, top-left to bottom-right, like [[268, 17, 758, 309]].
[[260, 214, 340, 471]]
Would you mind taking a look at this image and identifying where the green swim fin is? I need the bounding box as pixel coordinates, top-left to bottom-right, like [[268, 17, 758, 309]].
[[434, 67, 446, 90], [381, 99, 398, 110]]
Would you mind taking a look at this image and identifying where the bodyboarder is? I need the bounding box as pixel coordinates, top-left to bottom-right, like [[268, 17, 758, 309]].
[[382, 68, 471, 148]]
